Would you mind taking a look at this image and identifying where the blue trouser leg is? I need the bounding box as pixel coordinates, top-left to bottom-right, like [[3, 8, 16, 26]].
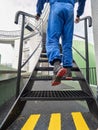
[[46, 2, 74, 66], [46, 4, 62, 65], [62, 6, 74, 67]]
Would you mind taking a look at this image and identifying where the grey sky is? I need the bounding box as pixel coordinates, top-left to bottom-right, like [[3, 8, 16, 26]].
[[0, 0, 37, 30]]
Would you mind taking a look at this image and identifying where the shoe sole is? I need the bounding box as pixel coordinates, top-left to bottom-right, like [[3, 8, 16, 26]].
[[62, 76, 72, 80], [51, 68, 67, 86]]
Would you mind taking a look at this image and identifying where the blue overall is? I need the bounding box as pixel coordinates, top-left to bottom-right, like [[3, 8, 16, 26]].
[[46, 2, 74, 67], [36, 0, 86, 66]]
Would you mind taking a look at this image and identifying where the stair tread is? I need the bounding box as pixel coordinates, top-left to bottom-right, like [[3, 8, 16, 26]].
[[21, 90, 93, 101], [31, 75, 84, 81], [35, 66, 80, 71]]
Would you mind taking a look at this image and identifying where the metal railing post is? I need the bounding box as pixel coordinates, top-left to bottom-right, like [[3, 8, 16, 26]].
[[15, 11, 43, 98], [84, 18, 89, 84], [74, 16, 92, 84], [16, 15, 25, 98]]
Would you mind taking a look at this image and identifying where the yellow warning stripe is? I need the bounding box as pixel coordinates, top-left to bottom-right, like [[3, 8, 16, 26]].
[[71, 112, 89, 130], [21, 114, 40, 130], [48, 113, 61, 130], [22, 112, 90, 130]]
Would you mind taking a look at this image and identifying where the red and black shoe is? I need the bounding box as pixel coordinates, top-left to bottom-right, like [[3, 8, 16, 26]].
[[51, 67, 67, 86]]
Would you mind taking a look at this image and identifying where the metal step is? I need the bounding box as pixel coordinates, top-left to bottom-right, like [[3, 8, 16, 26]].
[[40, 53, 47, 58], [39, 59, 78, 69], [39, 59, 48, 62], [40, 53, 63, 58], [40, 54, 76, 63], [20, 90, 92, 101], [31, 75, 85, 81], [35, 66, 80, 71]]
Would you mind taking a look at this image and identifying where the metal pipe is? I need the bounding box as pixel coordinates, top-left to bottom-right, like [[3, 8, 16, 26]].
[[21, 42, 41, 68], [15, 11, 35, 24], [16, 15, 25, 98], [84, 19, 89, 84]]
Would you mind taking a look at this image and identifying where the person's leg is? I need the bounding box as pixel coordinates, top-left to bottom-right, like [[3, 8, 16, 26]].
[[46, 3, 67, 86], [46, 3, 64, 65], [61, 4, 74, 78], [62, 5, 74, 68]]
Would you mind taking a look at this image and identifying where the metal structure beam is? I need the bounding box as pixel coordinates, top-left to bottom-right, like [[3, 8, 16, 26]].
[[91, 0, 98, 99]]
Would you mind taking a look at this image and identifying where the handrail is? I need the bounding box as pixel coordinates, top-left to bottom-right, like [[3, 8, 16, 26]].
[[15, 11, 43, 30], [72, 47, 86, 61], [73, 16, 92, 84], [15, 11, 36, 24], [23, 32, 39, 40], [73, 34, 85, 40], [15, 11, 43, 98], [21, 41, 41, 68], [80, 16, 92, 27]]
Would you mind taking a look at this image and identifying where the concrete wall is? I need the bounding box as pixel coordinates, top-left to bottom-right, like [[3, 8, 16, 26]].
[[91, 0, 98, 85]]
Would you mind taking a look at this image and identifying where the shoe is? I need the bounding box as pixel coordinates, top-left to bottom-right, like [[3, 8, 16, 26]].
[[53, 64, 62, 75], [51, 66, 67, 86], [64, 68, 72, 79]]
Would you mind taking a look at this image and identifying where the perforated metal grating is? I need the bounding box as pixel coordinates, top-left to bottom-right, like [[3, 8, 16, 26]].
[[21, 90, 93, 101]]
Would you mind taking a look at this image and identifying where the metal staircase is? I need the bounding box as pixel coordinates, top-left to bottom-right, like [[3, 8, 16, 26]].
[[0, 11, 98, 130], [19, 46, 98, 115]]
